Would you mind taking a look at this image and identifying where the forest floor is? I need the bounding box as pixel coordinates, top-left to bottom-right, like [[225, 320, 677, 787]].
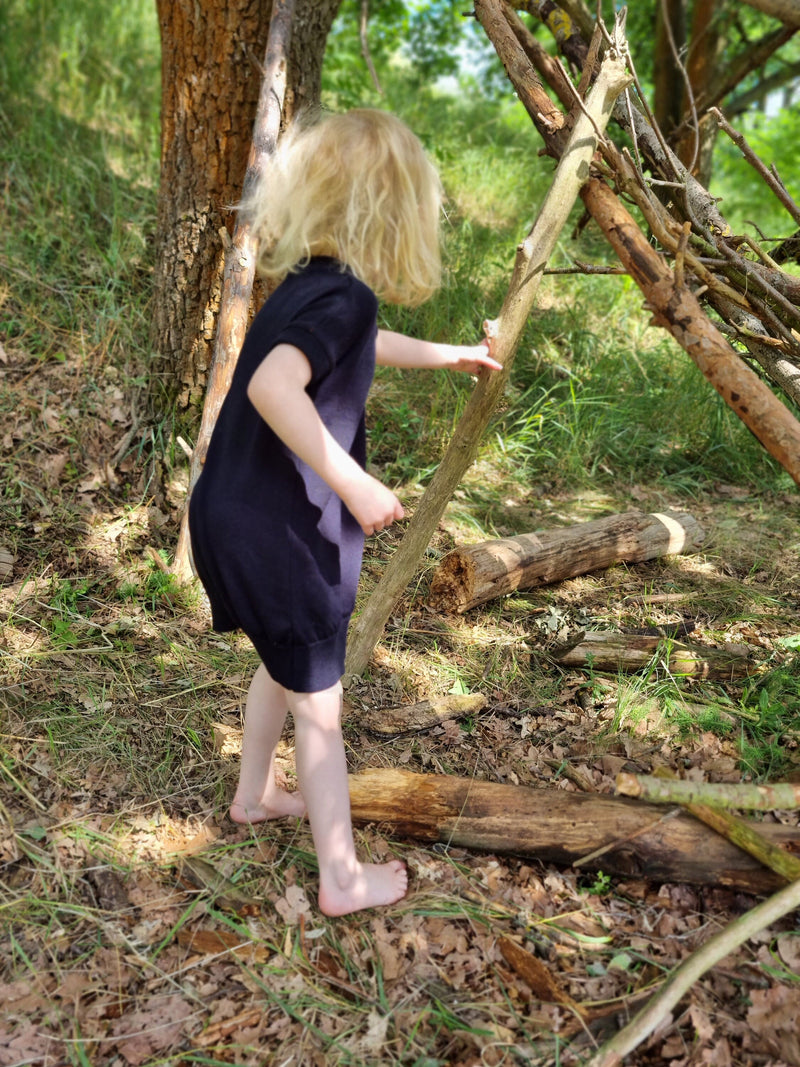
[[2, 337, 800, 1066]]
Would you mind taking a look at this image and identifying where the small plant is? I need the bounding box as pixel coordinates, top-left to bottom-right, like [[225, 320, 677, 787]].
[[586, 870, 613, 896]]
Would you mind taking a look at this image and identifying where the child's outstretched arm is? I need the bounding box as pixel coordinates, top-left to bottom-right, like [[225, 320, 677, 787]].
[[247, 344, 404, 536], [375, 329, 502, 376]]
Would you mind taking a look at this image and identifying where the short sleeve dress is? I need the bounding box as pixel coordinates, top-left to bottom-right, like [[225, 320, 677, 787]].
[[188, 257, 379, 693]]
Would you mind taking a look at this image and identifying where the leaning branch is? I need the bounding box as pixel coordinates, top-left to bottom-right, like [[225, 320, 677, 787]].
[[343, 13, 631, 677], [172, 0, 295, 579], [711, 106, 800, 230]]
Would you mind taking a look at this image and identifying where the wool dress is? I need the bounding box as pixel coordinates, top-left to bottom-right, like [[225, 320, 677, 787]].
[[188, 257, 379, 692]]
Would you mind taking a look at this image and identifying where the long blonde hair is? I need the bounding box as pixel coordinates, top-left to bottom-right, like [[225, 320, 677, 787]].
[[244, 109, 442, 306]]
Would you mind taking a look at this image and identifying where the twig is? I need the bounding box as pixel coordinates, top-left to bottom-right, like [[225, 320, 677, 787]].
[[359, 0, 383, 95], [585, 876, 800, 1067], [710, 106, 800, 229], [544, 261, 627, 275], [674, 220, 691, 289]]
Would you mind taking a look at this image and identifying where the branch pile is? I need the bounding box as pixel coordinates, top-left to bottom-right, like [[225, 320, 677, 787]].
[[476, 1, 800, 483]]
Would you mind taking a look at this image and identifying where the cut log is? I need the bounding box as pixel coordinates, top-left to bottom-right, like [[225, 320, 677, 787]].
[[348, 768, 800, 894], [428, 510, 704, 613], [552, 631, 756, 680], [354, 693, 486, 737]]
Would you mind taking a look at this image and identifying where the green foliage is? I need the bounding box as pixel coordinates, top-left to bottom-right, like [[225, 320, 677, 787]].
[[584, 870, 613, 896], [323, 1, 503, 108], [737, 656, 800, 779]]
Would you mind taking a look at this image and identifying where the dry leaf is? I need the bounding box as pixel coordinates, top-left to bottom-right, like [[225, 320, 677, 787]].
[[498, 936, 582, 1013], [275, 883, 311, 924]]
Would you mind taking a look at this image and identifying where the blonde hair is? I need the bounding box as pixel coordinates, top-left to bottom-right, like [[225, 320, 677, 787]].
[[244, 109, 442, 306]]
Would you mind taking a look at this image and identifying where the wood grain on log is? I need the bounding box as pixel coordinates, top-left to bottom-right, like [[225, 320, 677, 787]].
[[348, 768, 800, 893], [429, 510, 704, 613]]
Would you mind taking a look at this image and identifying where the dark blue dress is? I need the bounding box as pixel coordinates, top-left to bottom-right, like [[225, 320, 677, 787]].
[[188, 258, 379, 692]]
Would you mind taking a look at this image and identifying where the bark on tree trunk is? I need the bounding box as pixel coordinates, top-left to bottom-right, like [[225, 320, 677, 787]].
[[429, 510, 704, 613], [150, 0, 341, 408], [653, 0, 686, 136], [347, 768, 800, 893]]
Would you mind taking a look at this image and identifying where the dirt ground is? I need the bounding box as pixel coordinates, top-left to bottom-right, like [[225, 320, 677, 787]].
[[1, 338, 800, 1065]]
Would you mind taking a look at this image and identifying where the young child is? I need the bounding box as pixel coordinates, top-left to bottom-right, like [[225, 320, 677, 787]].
[[188, 108, 501, 917]]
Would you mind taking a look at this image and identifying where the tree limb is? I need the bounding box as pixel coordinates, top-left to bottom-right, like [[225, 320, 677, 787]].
[[617, 773, 800, 811], [739, 0, 800, 28]]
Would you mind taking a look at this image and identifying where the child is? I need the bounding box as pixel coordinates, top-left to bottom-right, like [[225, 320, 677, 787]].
[[188, 109, 501, 916]]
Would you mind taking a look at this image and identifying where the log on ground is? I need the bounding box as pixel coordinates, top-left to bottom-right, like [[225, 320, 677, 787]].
[[354, 693, 486, 737], [428, 510, 704, 613], [551, 631, 756, 680], [348, 768, 800, 894]]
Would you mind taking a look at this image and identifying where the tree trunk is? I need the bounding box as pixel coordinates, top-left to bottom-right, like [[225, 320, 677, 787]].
[[653, 0, 686, 136], [429, 510, 704, 614], [673, 0, 724, 183], [150, 0, 341, 408], [347, 768, 800, 893], [171, 0, 296, 579]]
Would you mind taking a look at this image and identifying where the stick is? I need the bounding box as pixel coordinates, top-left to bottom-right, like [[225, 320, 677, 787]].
[[585, 876, 800, 1067], [685, 801, 800, 883], [172, 0, 296, 579], [343, 13, 631, 678], [617, 773, 800, 811]]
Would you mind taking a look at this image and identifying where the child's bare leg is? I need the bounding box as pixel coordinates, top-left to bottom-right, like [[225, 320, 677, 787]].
[[288, 682, 407, 917], [229, 662, 306, 823]]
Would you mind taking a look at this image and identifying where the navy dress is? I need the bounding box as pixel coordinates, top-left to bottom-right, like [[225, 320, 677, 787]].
[[188, 257, 379, 692]]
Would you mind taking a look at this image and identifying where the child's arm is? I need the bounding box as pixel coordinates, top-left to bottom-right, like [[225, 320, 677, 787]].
[[247, 344, 404, 536], [375, 329, 502, 376]]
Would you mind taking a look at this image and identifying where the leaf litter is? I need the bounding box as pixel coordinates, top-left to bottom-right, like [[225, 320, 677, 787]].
[[1, 336, 800, 1064]]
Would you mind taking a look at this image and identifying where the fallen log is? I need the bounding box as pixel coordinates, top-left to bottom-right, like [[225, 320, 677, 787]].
[[551, 631, 756, 681], [428, 510, 704, 613], [354, 693, 486, 737], [348, 768, 800, 894]]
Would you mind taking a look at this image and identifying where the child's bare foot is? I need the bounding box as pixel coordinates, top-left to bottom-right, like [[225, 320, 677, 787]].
[[318, 859, 408, 917], [229, 788, 306, 824]]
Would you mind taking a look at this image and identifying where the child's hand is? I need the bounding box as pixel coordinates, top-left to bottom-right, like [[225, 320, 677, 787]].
[[449, 340, 503, 377], [341, 472, 404, 536]]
